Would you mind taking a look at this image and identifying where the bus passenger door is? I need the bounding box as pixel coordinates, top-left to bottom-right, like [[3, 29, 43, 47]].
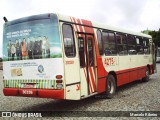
[[62, 23, 81, 100], [78, 34, 97, 97]]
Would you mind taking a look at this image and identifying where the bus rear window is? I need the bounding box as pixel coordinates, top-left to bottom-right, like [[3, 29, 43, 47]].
[[62, 24, 76, 57], [3, 18, 62, 61]]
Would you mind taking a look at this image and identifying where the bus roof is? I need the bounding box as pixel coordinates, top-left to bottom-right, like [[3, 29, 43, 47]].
[[3, 13, 56, 27], [58, 13, 152, 39], [4, 13, 152, 39]]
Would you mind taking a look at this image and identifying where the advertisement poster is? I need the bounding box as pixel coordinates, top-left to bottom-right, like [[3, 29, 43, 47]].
[[3, 16, 62, 61]]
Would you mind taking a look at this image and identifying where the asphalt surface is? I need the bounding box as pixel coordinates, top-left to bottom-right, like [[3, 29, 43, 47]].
[[0, 64, 160, 119]]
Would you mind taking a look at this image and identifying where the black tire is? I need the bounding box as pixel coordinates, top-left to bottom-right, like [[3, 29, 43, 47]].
[[105, 74, 116, 99], [142, 67, 150, 82]]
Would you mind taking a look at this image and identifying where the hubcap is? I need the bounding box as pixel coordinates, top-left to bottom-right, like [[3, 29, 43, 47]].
[[108, 80, 114, 94]]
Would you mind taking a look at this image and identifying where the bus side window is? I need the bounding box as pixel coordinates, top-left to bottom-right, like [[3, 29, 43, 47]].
[[136, 37, 144, 54], [127, 35, 137, 55], [97, 30, 103, 55], [62, 24, 76, 57], [103, 31, 116, 56], [117, 33, 128, 55], [143, 38, 150, 54], [78, 37, 85, 67]]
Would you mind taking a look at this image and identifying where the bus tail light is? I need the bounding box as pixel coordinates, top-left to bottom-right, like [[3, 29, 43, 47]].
[[56, 80, 63, 83], [56, 75, 62, 79], [56, 75, 63, 89]]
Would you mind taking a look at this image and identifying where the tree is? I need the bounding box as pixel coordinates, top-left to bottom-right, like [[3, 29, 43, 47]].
[[148, 29, 160, 47]]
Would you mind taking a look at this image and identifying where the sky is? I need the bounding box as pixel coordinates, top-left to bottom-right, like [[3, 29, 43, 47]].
[[0, 0, 160, 57]]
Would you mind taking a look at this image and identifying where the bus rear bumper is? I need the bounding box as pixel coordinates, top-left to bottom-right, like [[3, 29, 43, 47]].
[[3, 88, 64, 99]]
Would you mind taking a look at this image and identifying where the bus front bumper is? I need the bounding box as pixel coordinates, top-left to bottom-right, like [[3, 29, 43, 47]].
[[3, 88, 64, 99]]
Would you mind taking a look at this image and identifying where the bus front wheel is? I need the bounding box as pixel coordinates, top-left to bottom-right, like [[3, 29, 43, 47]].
[[105, 74, 116, 99]]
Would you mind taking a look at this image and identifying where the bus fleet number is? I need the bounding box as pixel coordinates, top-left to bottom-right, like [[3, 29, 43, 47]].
[[22, 90, 33, 95], [104, 57, 116, 66]]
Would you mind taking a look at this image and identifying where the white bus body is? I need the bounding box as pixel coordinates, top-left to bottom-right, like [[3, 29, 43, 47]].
[[3, 13, 156, 100]]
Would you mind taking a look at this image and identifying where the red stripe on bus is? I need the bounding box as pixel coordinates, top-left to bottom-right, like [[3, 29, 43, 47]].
[[83, 68, 91, 94], [72, 17, 79, 32], [88, 72, 93, 93], [70, 17, 76, 30], [77, 19, 83, 32], [81, 19, 94, 33], [75, 18, 81, 32], [89, 67, 96, 92], [70, 17, 80, 38], [88, 69, 93, 93]]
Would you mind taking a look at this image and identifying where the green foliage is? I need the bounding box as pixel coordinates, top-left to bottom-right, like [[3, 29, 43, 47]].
[[148, 29, 160, 47], [142, 29, 160, 47]]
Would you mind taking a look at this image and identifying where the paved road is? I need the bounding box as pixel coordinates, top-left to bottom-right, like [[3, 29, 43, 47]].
[[0, 64, 160, 118]]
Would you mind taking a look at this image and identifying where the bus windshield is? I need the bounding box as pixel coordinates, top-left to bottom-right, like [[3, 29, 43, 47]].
[[3, 15, 62, 61]]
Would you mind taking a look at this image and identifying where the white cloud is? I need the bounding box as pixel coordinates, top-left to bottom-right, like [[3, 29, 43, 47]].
[[140, 0, 160, 30]]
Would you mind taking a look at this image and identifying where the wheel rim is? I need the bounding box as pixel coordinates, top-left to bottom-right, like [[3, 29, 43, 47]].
[[108, 80, 114, 94]]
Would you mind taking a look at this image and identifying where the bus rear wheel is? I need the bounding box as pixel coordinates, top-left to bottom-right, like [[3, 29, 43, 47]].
[[105, 74, 116, 99], [142, 67, 150, 82]]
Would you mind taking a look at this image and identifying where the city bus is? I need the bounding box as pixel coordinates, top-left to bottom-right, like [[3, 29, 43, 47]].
[[3, 13, 156, 100], [156, 47, 160, 62]]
